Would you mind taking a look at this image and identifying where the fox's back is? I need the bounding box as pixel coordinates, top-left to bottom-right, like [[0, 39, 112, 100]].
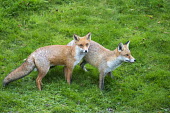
[[84, 41, 111, 67], [31, 45, 74, 65]]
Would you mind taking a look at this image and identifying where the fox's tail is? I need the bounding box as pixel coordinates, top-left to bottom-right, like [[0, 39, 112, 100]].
[[3, 57, 35, 86]]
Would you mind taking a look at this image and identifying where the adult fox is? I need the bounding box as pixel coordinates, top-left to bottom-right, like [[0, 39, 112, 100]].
[[3, 33, 91, 90], [68, 40, 136, 90]]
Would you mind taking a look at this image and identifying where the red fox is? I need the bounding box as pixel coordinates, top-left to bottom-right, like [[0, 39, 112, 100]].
[[3, 33, 91, 90], [67, 40, 136, 90]]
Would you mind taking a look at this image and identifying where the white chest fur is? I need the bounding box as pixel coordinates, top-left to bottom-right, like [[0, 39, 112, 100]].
[[74, 46, 86, 66], [105, 57, 122, 73]]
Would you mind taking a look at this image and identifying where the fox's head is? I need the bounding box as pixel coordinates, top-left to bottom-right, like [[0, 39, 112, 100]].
[[73, 33, 91, 53], [117, 41, 136, 63]]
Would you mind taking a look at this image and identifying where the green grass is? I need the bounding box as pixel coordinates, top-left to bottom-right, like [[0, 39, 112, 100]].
[[0, 0, 170, 112]]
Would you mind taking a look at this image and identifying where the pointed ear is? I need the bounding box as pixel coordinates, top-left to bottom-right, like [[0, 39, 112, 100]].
[[118, 43, 124, 52], [125, 41, 130, 48], [73, 34, 80, 41], [86, 32, 91, 40]]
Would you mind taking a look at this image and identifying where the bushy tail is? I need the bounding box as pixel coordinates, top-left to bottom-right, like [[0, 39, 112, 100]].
[[3, 57, 35, 86]]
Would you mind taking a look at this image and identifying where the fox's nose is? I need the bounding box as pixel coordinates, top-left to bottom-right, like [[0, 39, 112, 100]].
[[84, 50, 88, 53], [134, 59, 136, 62]]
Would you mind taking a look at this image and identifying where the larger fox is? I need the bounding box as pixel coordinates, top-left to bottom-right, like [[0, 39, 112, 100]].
[[68, 40, 136, 90], [3, 33, 91, 90]]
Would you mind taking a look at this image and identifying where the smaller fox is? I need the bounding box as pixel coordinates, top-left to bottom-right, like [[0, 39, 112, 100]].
[[3, 33, 91, 90], [67, 40, 136, 90]]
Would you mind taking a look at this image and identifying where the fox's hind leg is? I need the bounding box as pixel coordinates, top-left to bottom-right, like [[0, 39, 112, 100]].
[[80, 60, 88, 72], [35, 59, 50, 91], [36, 67, 50, 91]]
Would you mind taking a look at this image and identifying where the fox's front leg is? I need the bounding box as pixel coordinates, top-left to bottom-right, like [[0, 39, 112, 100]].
[[64, 66, 73, 84], [99, 72, 106, 90], [80, 60, 88, 72], [64, 66, 67, 80]]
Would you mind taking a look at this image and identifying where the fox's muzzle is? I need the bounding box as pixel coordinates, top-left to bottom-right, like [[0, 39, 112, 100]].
[[128, 59, 136, 63]]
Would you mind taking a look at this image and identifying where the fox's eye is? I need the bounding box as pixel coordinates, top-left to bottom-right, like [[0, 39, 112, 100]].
[[126, 54, 129, 56], [79, 44, 83, 47], [86, 43, 89, 46]]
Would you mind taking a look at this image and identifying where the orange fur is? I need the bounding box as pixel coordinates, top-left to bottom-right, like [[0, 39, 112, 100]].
[[3, 33, 91, 90]]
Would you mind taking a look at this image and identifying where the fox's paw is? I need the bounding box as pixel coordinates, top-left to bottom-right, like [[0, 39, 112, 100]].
[[83, 67, 88, 72]]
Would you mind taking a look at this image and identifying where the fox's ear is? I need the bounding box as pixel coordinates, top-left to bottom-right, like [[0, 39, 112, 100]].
[[118, 43, 124, 52], [125, 41, 130, 48], [86, 32, 91, 40], [73, 34, 80, 41]]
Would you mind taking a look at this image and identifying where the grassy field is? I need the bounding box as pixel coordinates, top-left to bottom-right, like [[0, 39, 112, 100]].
[[0, 0, 170, 112]]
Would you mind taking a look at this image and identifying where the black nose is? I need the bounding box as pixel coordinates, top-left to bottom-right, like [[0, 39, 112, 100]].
[[134, 59, 136, 62], [85, 50, 88, 53]]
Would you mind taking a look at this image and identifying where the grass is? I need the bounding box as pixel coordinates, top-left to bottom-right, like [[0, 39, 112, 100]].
[[0, 0, 170, 112]]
